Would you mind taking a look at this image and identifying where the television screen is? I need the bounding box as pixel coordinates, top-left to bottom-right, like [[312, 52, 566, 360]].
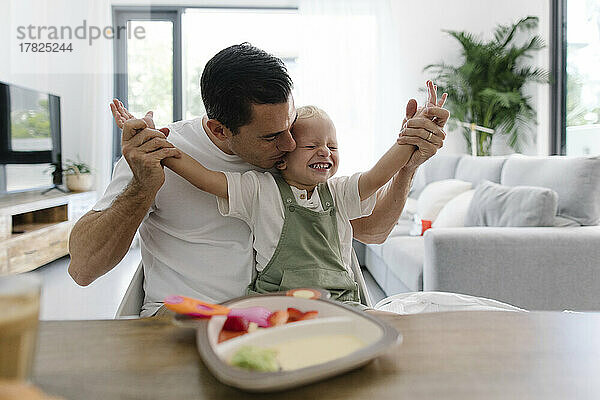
[[0, 82, 62, 193], [8, 86, 53, 152]]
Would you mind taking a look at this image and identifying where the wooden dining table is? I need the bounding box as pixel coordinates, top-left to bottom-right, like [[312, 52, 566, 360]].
[[32, 311, 600, 399]]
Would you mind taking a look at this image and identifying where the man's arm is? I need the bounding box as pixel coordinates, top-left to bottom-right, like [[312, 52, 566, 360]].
[[68, 181, 155, 286], [68, 114, 181, 286], [351, 109, 449, 244], [358, 143, 415, 201], [351, 166, 416, 244], [351, 81, 449, 244]]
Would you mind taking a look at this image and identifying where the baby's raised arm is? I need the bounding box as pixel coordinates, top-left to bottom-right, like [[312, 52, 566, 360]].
[[162, 149, 229, 199]]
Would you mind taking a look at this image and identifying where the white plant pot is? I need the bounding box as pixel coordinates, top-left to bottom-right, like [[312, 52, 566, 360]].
[[66, 173, 93, 192]]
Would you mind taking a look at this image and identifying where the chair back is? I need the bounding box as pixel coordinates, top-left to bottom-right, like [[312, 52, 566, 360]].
[[115, 261, 144, 318], [114, 250, 372, 318], [351, 249, 372, 307]]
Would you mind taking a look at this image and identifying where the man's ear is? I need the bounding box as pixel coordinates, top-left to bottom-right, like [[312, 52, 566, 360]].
[[275, 160, 287, 170], [206, 119, 231, 141]]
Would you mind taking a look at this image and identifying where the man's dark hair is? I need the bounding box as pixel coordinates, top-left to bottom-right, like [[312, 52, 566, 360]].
[[201, 43, 293, 134]]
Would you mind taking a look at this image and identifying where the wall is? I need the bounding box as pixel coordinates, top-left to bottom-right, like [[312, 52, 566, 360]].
[[1, 0, 114, 192]]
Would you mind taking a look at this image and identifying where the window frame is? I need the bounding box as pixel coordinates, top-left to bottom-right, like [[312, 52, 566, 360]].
[[550, 0, 567, 155], [112, 7, 182, 164]]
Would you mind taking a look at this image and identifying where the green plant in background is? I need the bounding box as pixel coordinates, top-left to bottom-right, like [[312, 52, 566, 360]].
[[11, 99, 51, 139], [63, 158, 91, 175], [425, 16, 549, 155]]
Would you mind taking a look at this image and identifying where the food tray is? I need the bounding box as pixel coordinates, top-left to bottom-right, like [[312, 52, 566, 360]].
[[194, 293, 401, 392]]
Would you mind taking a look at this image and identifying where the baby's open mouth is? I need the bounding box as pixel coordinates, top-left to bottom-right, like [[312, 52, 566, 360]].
[[309, 162, 332, 170]]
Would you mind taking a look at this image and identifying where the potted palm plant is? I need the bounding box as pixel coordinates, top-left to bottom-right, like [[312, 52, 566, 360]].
[[425, 16, 549, 155], [64, 158, 93, 192]]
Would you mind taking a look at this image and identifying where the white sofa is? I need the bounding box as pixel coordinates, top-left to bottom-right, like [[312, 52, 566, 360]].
[[364, 154, 600, 311]]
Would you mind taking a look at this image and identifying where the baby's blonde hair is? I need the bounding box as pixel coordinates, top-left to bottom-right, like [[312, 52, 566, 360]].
[[296, 105, 331, 121]]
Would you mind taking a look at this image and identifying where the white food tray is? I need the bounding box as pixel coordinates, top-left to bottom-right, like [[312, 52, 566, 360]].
[[194, 293, 401, 392]]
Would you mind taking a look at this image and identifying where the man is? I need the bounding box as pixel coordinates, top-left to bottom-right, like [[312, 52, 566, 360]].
[[68, 43, 448, 317]]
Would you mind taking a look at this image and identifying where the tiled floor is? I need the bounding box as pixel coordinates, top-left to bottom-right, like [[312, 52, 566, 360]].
[[32, 247, 387, 320]]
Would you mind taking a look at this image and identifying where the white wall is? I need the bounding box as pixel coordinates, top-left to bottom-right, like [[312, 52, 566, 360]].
[[384, 0, 551, 156], [2, 0, 114, 192]]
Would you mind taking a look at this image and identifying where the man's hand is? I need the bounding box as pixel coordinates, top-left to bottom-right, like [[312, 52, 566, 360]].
[[350, 81, 449, 244], [121, 114, 181, 196], [110, 99, 170, 137], [110, 99, 180, 194], [398, 81, 450, 171]]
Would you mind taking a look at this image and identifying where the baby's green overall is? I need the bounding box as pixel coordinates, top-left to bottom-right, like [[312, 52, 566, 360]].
[[248, 176, 360, 302]]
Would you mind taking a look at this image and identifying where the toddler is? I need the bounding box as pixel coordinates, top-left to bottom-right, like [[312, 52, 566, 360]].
[[161, 105, 417, 304]]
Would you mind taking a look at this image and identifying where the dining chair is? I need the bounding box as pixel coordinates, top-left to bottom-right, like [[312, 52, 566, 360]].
[[115, 261, 144, 319], [114, 250, 372, 319]]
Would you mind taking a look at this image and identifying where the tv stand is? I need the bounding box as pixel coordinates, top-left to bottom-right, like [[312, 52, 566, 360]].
[[42, 185, 68, 195], [0, 190, 97, 275]]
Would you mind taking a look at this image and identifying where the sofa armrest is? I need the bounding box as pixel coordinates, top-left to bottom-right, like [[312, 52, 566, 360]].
[[423, 227, 600, 311]]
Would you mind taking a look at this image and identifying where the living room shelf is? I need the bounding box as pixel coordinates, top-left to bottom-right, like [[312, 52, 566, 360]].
[[0, 190, 97, 275]]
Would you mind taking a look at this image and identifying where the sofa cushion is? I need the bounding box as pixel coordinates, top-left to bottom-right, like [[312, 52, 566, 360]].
[[454, 155, 507, 186], [410, 154, 463, 198], [417, 179, 473, 221], [433, 189, 475, 228], [465, 180, 558, 227], [501, 155, 600, 226], [381, 235, 424, 292]]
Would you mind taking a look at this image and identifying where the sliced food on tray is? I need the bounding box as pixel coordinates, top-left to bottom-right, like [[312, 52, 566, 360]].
[[219, 307, 319, 343]]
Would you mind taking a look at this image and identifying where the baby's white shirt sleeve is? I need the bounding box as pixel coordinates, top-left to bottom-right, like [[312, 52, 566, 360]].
[[327, 172, 377, 220], [216, 170, 261, 226]]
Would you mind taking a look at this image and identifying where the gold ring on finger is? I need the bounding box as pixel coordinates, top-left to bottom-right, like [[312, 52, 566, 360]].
[[427, 132, 433, 141]]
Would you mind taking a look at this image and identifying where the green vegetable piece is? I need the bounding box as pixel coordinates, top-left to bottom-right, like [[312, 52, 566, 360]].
[[230, 345, 279, 372]]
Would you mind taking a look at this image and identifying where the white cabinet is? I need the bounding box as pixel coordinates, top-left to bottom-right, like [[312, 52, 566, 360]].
[[0, 190, 97, 275]]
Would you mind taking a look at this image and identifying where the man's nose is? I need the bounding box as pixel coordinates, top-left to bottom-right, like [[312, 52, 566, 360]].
[[277, 131, 296, 152]]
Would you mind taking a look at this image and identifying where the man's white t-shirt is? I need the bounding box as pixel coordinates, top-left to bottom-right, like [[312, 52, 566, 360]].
[[94, 117, 261, 317], [217, 171, 376, 274]]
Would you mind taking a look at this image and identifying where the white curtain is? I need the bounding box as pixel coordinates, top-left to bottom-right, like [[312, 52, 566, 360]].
[[76, 0, 114, 193], [6, 0, 114, 192], [297, 0, 404, 176]]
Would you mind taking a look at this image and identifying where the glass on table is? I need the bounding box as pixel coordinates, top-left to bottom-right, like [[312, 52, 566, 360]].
[[0, 273, 41, 381]]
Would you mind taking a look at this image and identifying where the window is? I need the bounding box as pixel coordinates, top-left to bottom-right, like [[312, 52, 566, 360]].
[[565, 1, 600, 156], [182, 9, 299, 120], [113, 6, 381, 176], [127, 20, 174, 129], [552, 0, 600, 156], [113, 7, 298, 163], [113, 9, 180, 163]]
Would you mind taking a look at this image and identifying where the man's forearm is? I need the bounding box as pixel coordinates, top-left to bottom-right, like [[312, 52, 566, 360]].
[[68, 181, 156, 286], [351, 166, 416, 244], [358, 143, 414, 201]]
